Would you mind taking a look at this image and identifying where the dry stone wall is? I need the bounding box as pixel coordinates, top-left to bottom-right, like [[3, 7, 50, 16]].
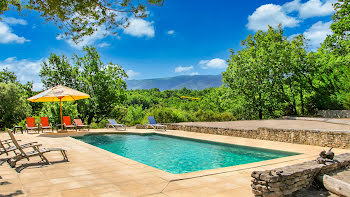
[[318, 110, 350, 118], [251, 153, 350, 196], [142, 124, 350, 149]]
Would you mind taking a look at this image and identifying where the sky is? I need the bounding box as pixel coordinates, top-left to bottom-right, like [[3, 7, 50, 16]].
[[0, 0, 336, 90]]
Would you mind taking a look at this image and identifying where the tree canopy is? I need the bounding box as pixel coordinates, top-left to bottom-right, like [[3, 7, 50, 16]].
[[0, 0, 164, 42], [40, 46, 127, 124]]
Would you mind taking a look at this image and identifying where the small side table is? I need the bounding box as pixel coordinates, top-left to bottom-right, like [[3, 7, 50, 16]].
[[56, 124, 66, 133], [13, 126, 23, 134]]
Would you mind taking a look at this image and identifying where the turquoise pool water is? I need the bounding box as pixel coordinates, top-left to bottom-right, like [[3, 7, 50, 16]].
[[73, 134, 299, 174]]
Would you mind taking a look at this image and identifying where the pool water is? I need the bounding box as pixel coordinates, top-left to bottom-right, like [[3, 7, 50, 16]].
[[73, 134, 299, 174]]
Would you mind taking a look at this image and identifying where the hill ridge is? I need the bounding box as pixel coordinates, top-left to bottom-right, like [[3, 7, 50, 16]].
[[126, 75, 223, 91]]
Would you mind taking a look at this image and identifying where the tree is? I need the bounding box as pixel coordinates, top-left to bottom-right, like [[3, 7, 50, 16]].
[[0, 82, 31, 129], [0, 0, 164, 42], [40, 46, 127, 124], [311, 0, 350, 110], [324, 0, 350, 55], [223, 26, 293, 119]]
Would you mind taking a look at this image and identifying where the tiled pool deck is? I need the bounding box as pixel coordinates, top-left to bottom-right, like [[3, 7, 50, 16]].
[[1, 129, 350, 197]]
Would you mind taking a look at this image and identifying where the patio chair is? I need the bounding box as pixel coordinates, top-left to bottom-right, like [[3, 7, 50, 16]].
[[26, 117, 40, 133], [146, 116, 167, 131], [6, 129, 68, 168], [74, 119, 90, 131], [107, 119, 126, 130], [0, 138, 38, 156], [63, 116, 77, 131], [40, 117, 53, 132]]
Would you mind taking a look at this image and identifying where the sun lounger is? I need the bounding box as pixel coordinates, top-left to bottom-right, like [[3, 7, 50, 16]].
[[0, 139, 38, 156], [63, 116, 77, 131], [146, 116, 167, 131], [74, 119, 90, 131], [6, 129, 68, 168], [107, 119, 126, 130], [26, 117, 40, 133], [40, 117, 53, 132]]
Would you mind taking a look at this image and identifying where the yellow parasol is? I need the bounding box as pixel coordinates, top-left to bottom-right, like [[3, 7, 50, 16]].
[[27, 85, 90, 130]]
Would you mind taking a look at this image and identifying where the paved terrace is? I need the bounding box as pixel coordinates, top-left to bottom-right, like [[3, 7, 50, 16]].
[[1, 128, 350, 197], [173, 119, 350, 132]]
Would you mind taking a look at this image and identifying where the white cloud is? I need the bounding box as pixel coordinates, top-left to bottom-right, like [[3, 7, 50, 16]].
[[287, 33, 300, 41], [58, 26, 110, 49], [0, 22, 30, 44], [1, 17, 27, 25], [0, 57, 44, 90], [199, 58, 227, 69], [127, 69, 140, 79], [247, 4, 300, 31], [189, 72, 199, 76], [97, 42, 111, 48], [299, 0, 336, 19], [124, 18, 155, 38], [304, 21, 333, 49], [282, 0, 301, 13], [175, 65, 194, 73], [167, 30, 175, 35]]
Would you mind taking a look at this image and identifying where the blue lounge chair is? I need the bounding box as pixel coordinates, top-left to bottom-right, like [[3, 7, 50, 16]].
[[107, 119, 126, 130], [146, 116, 166, 131]]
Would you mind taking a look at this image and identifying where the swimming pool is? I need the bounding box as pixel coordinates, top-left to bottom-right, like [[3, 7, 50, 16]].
[[73, 134, 299, 174]]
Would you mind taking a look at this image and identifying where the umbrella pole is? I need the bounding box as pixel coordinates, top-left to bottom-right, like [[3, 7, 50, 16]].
[[60, 98, 63, 130]]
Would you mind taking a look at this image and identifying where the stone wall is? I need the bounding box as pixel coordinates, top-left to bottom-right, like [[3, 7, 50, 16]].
[[318, 110, 350, 118], [157, 124, 350, 149], [251, 153, 350, 196]]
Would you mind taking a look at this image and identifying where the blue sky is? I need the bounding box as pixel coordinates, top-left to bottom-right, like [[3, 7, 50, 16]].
[[0, 0, 336, 90]]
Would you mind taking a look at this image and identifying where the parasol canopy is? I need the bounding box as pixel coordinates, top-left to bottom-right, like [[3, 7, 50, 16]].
[[27, 85, 90, 102], [27, 85, 90, 130]]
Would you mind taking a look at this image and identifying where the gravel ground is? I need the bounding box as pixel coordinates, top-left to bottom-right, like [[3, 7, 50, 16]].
[[174, 119, 350, 131]]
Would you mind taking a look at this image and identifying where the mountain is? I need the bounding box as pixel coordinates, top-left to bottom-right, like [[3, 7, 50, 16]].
[[126, 75, 223, 91]]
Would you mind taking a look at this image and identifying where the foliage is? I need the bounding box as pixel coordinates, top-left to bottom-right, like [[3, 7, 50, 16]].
[[40, 46, 127, 124], [324, 0, 350, 55], [0, 82, 31, 129], [0, 0, 164, 42], [0, 68, 43, 115], [123, 105, 145, 125], [39, 102, 78, 126], [147, 107, 189, 123], [223, 26, 297, 119]]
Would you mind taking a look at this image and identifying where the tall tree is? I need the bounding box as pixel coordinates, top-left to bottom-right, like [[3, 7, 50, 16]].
[[223, 26, 304, 119], [40, 46, 127, 123], [0, 0, 164, 42], [0, 82, 31, 129]]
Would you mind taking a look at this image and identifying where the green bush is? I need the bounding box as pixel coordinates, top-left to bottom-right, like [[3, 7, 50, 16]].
[[89, 119, 108, 129], [194, 109, 235, 122], [40, 102, 78, 125], [110, 105, 128, 123], [0, 83, 31, 130], [123, 105, 146, 126], [146, 107, 189, 124]]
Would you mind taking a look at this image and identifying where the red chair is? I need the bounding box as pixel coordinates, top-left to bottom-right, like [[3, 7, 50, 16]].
[[40, 117, 53, 132], [63, 116, 77, 131], [26, 117, 39, 133], [74, 119, 90, 131]]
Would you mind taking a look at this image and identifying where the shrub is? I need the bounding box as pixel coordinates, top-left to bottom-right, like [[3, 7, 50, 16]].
[[194, 109, 235, 122], [123, 105, 145, 126], [146, 107, 189, 124], [89, 119, 108, 129], [40, 102, 78, 125], [0, 83, 31, 129]]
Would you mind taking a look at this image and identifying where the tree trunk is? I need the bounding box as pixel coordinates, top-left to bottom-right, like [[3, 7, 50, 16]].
[[258, 92, 263, 119], [300, 88, 304, 115]]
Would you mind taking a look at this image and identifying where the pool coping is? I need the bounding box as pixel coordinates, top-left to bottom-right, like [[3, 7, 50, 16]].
[[52, 129, 350, 181]]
